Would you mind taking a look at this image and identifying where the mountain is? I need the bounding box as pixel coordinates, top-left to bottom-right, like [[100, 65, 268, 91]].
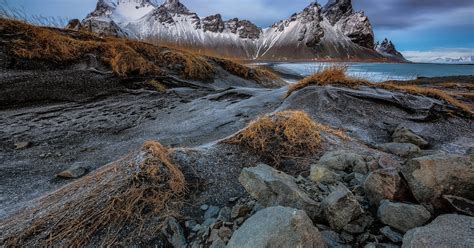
[[81, 0, 403, 61], [375, 38, 407, 62], [430, 56, 474, 64]]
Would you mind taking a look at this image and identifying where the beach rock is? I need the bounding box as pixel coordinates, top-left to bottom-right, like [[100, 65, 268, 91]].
[[363, 168, 410, 206], [230, 202, 252, 219], [377, 200, 431, 232], [239, 163, 321, 220], [402, 153, 474, 208], [310, 165, 342, 184], [316, 150, 368, 174], [392, 125, 428, 147], [380, 226, 403, 243], [217, 207, 231, 222], [442, 195, 474, 216], [161, 217, 187, 248], [321, 230, 351, 248], [402, 214, 474, 248], [56, 163, 88, 179], [322, 184, 363, 231], [343, 214, 374, 234], [14, 141, 31, 150], [209, 238, 226, 248], [217, 226, 232, 241], [378, 143, 421, 157], [365, 243, 399, 248], [227, 206, 326, 248], [204, 206, 220, 219], [377, 154, 402, 169], [344, 172, 366, 186]]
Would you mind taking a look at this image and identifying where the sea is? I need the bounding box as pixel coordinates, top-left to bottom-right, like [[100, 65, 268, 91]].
[[272, 62, 474, 82]]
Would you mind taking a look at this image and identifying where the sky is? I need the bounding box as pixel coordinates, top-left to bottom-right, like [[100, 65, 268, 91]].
[[3, 0, 473, 60]]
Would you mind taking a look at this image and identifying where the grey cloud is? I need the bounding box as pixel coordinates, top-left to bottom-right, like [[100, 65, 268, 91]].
[[352, 0, 474, 29]]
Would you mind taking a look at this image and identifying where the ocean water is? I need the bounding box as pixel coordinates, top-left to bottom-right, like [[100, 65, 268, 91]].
[[273, 62, 474, 82]]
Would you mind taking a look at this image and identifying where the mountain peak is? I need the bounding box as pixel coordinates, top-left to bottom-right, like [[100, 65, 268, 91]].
[[161, 0, 189, 14], [323, 0, 353, 25], [376, 38, 406, 61]]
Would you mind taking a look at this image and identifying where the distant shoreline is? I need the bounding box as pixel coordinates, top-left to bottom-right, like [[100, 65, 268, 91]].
[[247, 60, 474, 66]]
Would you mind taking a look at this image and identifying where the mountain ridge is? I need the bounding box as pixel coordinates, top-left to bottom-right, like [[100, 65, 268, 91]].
[[80, 0, 406, 61]]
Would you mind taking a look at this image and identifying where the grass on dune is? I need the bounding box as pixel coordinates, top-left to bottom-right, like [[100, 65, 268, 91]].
[[1, 18, 281, 84], [0, 141, 186, 247], [286, 66, 474, 116], [225, 110, 348, 166]]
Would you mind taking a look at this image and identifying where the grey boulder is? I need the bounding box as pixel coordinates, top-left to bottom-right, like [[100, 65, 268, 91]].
[[227, 206, 327, 248], [378, 143, 421, 158], [402, 214, 474, 248], [310, 165, 342, 184], [363, 168, 410, 206], [402, 153, 474, 208], [239, 163, 321, 220], [392, 125, 428, 147], [377, 200, 431, 233], [316, 150, 368, 174], [56, 163, 88, 179], [322, 184, 363, 231]]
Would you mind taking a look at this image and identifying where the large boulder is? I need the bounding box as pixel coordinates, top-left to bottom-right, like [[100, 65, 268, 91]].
[[392, 125, 428, 147], [363, 168, 411, 206], [239, 164, 321, 220], [378, 143, 421, 158], [402, 154, 474, 208], [322, 184, 363, 231], [310, 165, 342, 184], [316, 150, 368, 174], [377, 200, 431, 233], [227, 206, 327, 248], [402, 214, 474, 248]]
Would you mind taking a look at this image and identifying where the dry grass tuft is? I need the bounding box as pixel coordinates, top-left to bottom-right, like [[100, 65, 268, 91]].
[[286, 66, 368, 96], [226, 110, 347, 165], [286, 66, 474, 116], [0, 141, 186, 247], [214, 58, 284, 86], [1, 18, 216, 80]]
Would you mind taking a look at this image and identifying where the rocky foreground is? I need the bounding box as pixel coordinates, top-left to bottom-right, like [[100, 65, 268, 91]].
[[1, 19, 474, 247]]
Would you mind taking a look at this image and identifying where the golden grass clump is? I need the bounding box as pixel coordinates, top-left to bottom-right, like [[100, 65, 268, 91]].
[[286, 66, 474, 116], [287, 66, 367, 96], [0, 141, 186, 247], [226, 110, 348, 164], [0, 18, 216, 80], [214, 59, 284, 86]]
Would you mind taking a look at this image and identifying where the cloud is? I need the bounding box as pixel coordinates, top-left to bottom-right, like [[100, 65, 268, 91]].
[[182, 0, 311, 27], [402, 48, 474, 62], [352, 0, 474, 30]]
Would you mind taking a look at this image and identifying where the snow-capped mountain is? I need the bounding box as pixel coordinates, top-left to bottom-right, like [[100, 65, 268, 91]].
[[81, 0, 403, 61], [430, 56, 474, 64], [375, 38, 407, 62]]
